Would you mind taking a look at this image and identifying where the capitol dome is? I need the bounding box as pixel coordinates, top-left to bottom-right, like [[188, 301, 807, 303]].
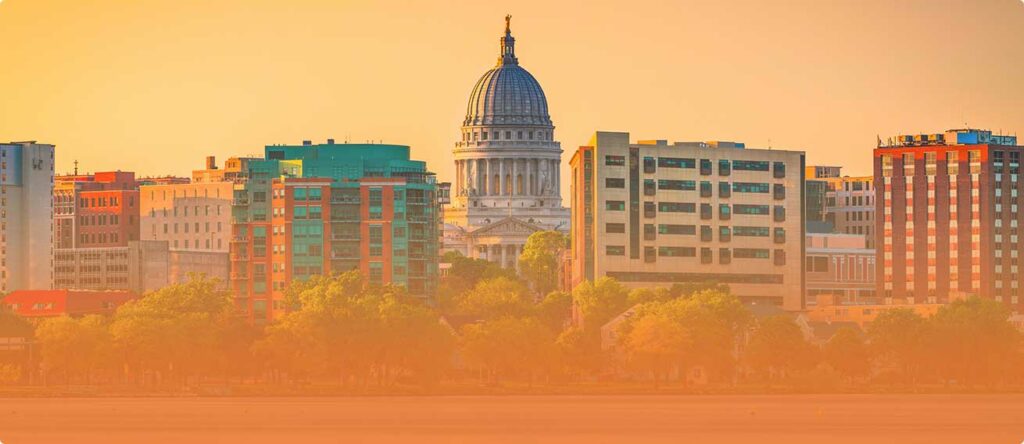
[[463, 17, 551, 127]]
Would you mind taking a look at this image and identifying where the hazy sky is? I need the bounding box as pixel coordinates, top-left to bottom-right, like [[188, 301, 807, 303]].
[[2, 0, 1023, 193]]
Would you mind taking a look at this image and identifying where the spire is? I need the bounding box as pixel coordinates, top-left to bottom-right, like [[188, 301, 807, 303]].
[[498, 14, 518, 66]]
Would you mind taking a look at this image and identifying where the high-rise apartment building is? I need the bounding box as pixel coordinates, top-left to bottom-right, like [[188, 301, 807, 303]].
[[570, 132, 806, 310], [875, 128, 1021, 310], [0, 141, 55, 292], [231, 141, 440, 322]]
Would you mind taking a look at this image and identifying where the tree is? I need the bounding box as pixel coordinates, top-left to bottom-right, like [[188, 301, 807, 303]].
[[35, 315, 113, 384], [866, 308, 927, 385], [572, 277, 630, 334], [624, 314, 692, 387], [110, 275, 235, 386], [460, 317, 556, 384], [617, 289, 751, 384], [745, 315, 816, 382], [928, 297, 1020, 386], [456, 277, 531, 321], [823, 327, 869, 382], [438, 252, 517, 307], [256, 271, 454, 386], [534, 291, 572, 332], [518, 231, 568, 297]]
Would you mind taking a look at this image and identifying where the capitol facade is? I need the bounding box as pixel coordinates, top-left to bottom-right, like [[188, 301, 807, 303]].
[[442, 17, 570, 268]]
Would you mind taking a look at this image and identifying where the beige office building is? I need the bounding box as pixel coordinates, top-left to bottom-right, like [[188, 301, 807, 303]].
[[140, 181, 233, 253], [570, 131, 806, 310]]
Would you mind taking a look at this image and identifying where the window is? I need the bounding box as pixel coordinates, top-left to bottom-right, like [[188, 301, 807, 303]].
[[719, 226, 731, 242], [659, 202, 695, 213], [643, 156, 656, 173], [774, 249, 786, 266], [606, 200, 626, 211], [773, 184, 785, 200], [902, 153, 914, 176], [944, 151, 958, 175], [644, 246, 657, 263], [644, 224, 656, 240], [734, 204, 770, 215], [657, 157, 695, 169], [606, 223, 626, 233], [606, 245, 626, 256], [732, 182, 770, 193], [644, 202, 656, 218], [658, 224, 695, 235], [369, 225, 383, 257], [701, 248, 713, 264], [734, 248, 770, 259], [925, 152, 937, 175], [700, 181, 712, 197], [718, 160, 731, 176], [732, 160, 769, 171], [605, 178, 625, 188], [773, 162, 786, 178], [719, 248, 731, 264], [734, 226, 769, 237], [700, 159, 712, 176], [773, 228, 786, 243], [700, 203, 712, 220], [700, 225, 713, 242], [658, 180, 696, 191], [644, 179, 656, 196], [718, 182, 731, 198], [719, 204, 731, 220], [659, 247, 696, 257], [774, 205, 786, 222], [605, 155, 626, 166]]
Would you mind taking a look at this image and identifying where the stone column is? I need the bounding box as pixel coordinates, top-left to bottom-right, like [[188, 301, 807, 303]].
[[512, 158, 519, 196], [456, 160, 463, 195]]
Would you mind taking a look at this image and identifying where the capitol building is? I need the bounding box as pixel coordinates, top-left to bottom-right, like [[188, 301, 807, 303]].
[[442, 17, 570, 268]]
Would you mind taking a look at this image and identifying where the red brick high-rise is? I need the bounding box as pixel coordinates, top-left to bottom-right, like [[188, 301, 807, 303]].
[[875, 129, 1021, 311]]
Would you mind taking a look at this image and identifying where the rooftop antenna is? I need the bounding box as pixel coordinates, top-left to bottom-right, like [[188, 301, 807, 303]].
[[73, 159, 79, 175]]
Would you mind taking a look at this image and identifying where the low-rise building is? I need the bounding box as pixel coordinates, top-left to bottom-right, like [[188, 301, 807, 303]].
[[2, 289, 136, 318], [806, 232, 875, 304]]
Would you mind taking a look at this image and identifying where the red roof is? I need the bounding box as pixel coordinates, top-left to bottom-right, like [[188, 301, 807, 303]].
[[1, 290, 136, 318]]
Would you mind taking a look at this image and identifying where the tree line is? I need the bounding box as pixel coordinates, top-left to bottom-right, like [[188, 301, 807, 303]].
[[0, 230, 1022, 391]]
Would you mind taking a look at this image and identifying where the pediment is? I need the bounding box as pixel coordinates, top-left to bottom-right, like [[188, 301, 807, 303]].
[[468, 217, 544, 237]]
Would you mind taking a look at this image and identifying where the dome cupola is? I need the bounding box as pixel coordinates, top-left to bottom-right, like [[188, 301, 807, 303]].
[[463, 16, 552, 127]]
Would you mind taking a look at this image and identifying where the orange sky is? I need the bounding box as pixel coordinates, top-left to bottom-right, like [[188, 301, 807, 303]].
[[2, 0, 1023, 193]]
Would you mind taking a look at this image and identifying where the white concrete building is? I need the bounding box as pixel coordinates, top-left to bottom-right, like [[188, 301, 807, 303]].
[[1, 141, 55, 292], [442, 17, 569, 268], [570, 132, 806, 310]]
